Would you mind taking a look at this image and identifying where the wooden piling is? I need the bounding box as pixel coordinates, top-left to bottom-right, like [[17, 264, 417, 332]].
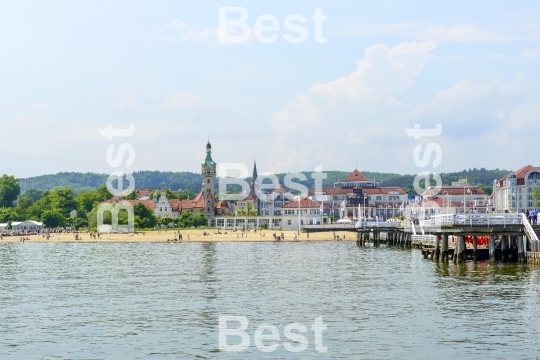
[[457, 236, 465, 263], [441, 234, 448, 263], [473, 236, 478, 262], [489, 236, 496, 262], [518, 235, 524, 263], [453, 237, 459, 263], [434, 234, 440, 261], [501, 235, 507, 263]]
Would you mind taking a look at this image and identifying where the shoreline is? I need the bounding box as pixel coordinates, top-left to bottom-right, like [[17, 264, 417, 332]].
[[0, 230, 356, 243]]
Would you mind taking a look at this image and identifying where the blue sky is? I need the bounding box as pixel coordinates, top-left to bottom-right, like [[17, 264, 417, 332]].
[[1, 1, 539, 178]]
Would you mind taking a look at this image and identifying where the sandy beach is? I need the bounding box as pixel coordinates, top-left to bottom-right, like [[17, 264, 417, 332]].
[[1, 229, 356, 243]]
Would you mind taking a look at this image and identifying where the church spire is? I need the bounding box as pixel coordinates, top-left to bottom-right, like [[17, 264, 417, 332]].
[[250, 160, 258, 199]]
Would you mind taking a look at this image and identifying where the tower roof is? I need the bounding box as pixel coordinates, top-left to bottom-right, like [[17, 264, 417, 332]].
[[343, 169, 370, 182], [203, 142, 215, 167]]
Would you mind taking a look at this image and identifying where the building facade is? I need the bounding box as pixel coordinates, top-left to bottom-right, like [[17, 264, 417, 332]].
[[308, 169, 408, 219], [493, 165, 540, 213]]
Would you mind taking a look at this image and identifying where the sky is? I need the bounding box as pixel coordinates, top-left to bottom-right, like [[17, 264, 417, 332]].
[[1, 1, 540, 178]]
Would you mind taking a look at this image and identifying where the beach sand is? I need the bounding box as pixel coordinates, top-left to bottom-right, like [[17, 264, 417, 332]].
[[2, 229, 356, 243]]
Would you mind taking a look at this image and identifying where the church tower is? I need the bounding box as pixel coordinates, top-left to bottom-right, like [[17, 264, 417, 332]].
[[201, 141, 216, 219], [250, 160, 258, 199]]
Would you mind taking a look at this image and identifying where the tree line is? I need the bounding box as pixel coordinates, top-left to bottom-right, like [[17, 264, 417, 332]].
[[0, 175, 206, 229]]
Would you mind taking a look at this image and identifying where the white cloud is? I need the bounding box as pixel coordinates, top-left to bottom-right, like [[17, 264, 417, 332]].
[[266, 41, 437, 172], [416, 24, 511, 43], [158, 20, 253, 46], [270, 41, 436, 132], [106, 85, 201, 110], [340, 23, 512, 43], [521, 47, 540, 61]]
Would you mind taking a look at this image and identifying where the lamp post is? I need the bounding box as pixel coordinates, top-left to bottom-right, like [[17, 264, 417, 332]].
[[464, 186, 471, 214]]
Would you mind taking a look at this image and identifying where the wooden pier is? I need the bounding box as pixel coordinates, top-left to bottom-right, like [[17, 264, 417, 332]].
[[306, 213, 540, 264]]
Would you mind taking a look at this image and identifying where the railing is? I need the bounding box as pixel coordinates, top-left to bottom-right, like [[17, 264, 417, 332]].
[[305, 224, 356, 230], [521, 213, 539, 241], [355, 221, 398, 229], [421, 213, 522, 228], [521, 213, 540, 252], [412, 234, 437, 243]]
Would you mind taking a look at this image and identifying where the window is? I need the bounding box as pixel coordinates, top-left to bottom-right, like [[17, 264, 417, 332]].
[[376, 196, 382, 201], [300, 220, 304, 225], [160, 207, 162, 211], [207, 179, 210, 183], [165, 207, 167, 211], [288, 220, 292, 225]]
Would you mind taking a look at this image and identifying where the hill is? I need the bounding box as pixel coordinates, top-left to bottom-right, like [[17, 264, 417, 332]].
[[17, 168, 511, 195]]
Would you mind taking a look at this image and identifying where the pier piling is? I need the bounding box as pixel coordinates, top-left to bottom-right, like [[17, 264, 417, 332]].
[[473, 236, 478, 262], [489, 236, 496, 262], [441, 234, 448, 262], [434, 235, 440, 261]]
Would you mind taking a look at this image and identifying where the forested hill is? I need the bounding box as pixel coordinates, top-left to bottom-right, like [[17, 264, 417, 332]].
[[18, 171, 202, 193], [18, 168, 511, 195]]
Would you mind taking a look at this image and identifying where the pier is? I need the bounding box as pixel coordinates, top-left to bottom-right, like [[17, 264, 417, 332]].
[[305, 213, 540, 264]]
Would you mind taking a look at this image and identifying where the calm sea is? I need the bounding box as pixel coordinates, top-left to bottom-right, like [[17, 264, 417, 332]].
[[0, 242, 539, 359]]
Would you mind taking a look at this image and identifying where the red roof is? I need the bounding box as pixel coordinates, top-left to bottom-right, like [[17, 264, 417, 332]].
[[137, 189, 151, 197], [343, 169, 370, 182], [104, 199, 157, 210], [181, 200, 194, 209], [272, 184, 287, 193], [282, 198, 322, 208], [308, 187, 406, 196], [497, 165, 540, 186], [422, 186, 486, 197], [216, 200, 229, 209]]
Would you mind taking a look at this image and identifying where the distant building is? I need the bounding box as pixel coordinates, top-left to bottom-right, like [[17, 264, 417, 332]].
[[282, 198, 325, 231], [421, 181, 488, 214], [10, 220, 44, 231], [493, 165, 540, 213], [308, 169, 408, 219]]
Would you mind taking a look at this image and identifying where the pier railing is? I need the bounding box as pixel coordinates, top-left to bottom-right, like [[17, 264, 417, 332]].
[[355, 221, 398, 229], [412, 234, 437, 243], [520, 213, 539, 241], [420, 213, 522, 228]]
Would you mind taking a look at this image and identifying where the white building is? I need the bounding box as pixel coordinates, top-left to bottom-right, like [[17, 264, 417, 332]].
[[282, 198, 326, 231], [11, 220, 44, 231], [493, 165, 540, 213], [421, 180, 488, 213], [308, 169, 408, 219]]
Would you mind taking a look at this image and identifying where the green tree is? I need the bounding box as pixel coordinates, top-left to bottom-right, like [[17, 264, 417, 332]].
[[194, 212, 208, 226], [77, 186, 113, 213], [534, 188, 540, 207], [133, 203, 157, 228], [17, 195, 34, 210], [0, 207, 24, 222], [160, 217, 175, 227], [0, 175, 21, 207], [41, 209, 65, 228], [236, 202, 257, 216], [176, 211, 208, 228]]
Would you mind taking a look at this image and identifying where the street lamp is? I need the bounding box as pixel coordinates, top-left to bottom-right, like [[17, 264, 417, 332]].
[[443, 191, 449, 214], [464, 186, 471, 214]]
